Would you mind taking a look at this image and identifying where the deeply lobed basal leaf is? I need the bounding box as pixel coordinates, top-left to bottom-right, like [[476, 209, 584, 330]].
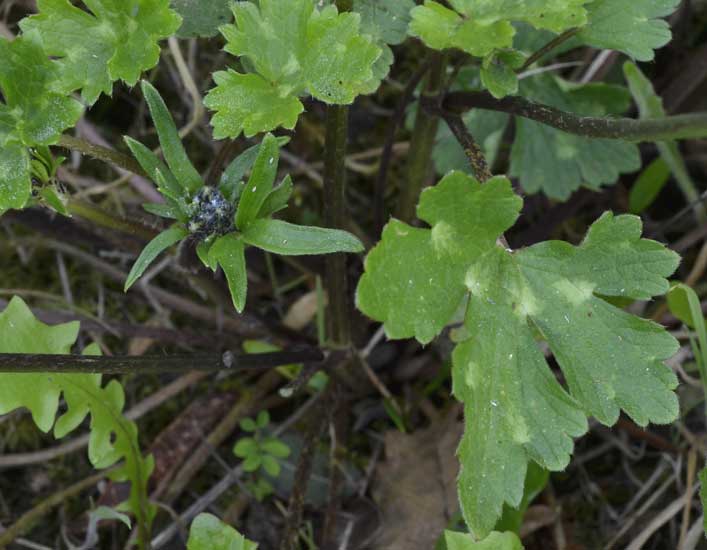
[[20, 0, 181, 105], [205, 0, 381, 138], [356, 172, 680, 537], [0, 297, 155, 532], [0, 35, 83, 212]]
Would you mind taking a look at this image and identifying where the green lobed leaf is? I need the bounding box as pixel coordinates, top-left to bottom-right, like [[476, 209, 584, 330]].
[[235, 134, 280, 230], [0, 35, 83, 212], [495, 462, 548, 534], [353, 0, 414, 45], [170, 0, 232, 38], [0, 297, 155, 530], [141, 80, 203, 194], [20, 0, 181, 105], [209, 233, 248, 313], [205, 0, 381, 138], [357, 173, 521, 344], [510, 75, 641, 200], [352, 0, 414, 88], [124, 224, 189, 291], [187, 514, 258, 550], [356, 172, 680, 537], [480, 49, 525, 99], [243, 219, 364, 256], [205, 71, 304, 139], [443, 531, 523, 550], [577, 0, 680, 62], [409, 0, 590, 58]]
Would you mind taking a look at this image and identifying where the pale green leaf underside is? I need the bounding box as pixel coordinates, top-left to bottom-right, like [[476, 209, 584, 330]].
[[355, 172, 680, 538], [187, 514, 258, 550], [20, 0, 182, 105], [206, 0, 380, 138], [577, 0, 680, 62], [409, 0, 589, 57], [0, 297, 154, 522]]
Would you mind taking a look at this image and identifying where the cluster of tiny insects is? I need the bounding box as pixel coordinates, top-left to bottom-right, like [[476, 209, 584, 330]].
[[187, 187, 235, 240]]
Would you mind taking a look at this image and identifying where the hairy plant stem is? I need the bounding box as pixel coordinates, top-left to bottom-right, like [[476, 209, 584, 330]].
[[437, 91, 707, 142], [395, 52, 447, 223], [58, 135, 146, 176], [0, 349, 325, 374], [323, 104, 352, 349]]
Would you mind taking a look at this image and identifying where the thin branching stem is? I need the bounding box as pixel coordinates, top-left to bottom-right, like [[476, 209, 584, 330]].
[[437, 91, 707, 142]]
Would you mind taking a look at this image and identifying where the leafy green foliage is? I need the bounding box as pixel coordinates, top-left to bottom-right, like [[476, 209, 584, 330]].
[[0, 297, 155, 534], [234, 411, 291, 501], [205, 0, 381, 138], [352, 0, 414, 92], [510, 75, 641, 199], [20, 0, 181, 105], [480, 49, 525, 99], [0, 35, 83, 213], [577, 0, 680, 61], [409, 0, 590, 58], [171, 0, 232, 38], [235, 411, 291, 474], [356, 172, 680, 537], [442, 531, 523, 550], [188, 514, 258, 550], [125, 84, 363, 311]]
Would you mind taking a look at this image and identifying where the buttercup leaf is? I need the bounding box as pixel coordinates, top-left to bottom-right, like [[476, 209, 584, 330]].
[[0, 35, 83, 212], [356, 172, 680, 537], [409, 0, 590, 58], [21, 0, 181, 104], [578, 0, 680, 61], [0, 297, 155, 530], [205, 0, 381, 138]]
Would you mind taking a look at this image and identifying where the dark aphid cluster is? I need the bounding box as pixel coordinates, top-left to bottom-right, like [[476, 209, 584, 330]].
[[188, 187, 235, 239]]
